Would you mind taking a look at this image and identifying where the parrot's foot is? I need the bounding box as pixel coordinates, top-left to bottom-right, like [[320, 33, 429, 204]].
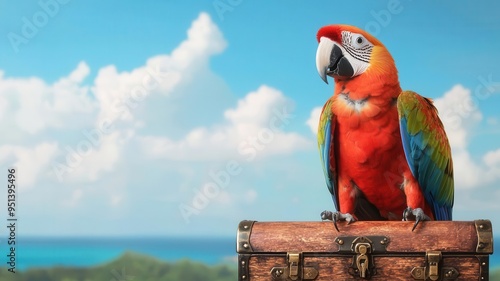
[[321, 210, 356, 232], [403, 207, 431, 231]]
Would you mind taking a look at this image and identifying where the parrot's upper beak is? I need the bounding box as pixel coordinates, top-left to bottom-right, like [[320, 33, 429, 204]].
[[316, 37, 354, 84]]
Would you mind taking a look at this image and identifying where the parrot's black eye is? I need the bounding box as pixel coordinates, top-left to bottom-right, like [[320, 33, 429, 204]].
[[356, 37, 363, 44]]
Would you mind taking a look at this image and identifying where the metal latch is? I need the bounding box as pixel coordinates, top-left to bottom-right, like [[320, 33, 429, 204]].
[[289, 252, 299, 278], [355, 241, 371, 278], [427, 251, 441, 280], [336, 236, 388, 279], [411, 251, 459, 280], [349, 237, 376, 279], [271, 252, 319, 281]]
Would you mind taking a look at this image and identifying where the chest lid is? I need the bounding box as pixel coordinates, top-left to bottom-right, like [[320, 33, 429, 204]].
[[236, 220, 493, 255]]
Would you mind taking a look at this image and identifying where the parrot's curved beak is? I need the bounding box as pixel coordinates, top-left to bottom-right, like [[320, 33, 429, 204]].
[[316, 37, 354, 84]]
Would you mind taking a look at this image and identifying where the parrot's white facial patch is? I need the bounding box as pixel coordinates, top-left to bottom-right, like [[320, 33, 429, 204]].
[[316, 31, 375, 82], [339, 93, 368, 113], [340, 31, 374, 77]]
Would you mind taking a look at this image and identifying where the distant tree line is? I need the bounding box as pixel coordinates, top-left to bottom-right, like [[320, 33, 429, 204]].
[[1, 252, 499, 281], [0, 252, 237, 281]]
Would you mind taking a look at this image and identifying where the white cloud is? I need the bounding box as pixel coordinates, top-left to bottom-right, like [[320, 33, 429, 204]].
[[434, 84, 482, 150], [0, 62, 95, 136], [60, 131, 128, 183], [0, 12, 232, 188], [0, 142, 59, 189], [484, 149, 500, 167], [214, 190, 232, 205], [92, 12, 226, 127], [434, 84, 500, 189], [63, 188, 84, 207], [110, 193, 124, 207], [306, 106, 322, 134], [139, 85, 311, 161], [244, 189, 258, 204], [225, 85, 289, 126], [171, 12, 227, 68], [0, 12, 310, 236], [0, 95, 8, 123], [68, 61, 91, 83], [92, 61, 180, 125]]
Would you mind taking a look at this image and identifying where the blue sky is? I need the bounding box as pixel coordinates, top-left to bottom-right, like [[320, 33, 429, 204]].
[[0, 0, 500, 239]]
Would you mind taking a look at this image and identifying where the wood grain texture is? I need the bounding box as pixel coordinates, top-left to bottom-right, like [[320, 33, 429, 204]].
[[249, 221, 478, 253], [247, 255, 484, 280]]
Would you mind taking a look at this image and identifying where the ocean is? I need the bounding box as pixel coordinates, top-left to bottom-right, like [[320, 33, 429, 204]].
[[8, 236, 500, 270], [14, 236, 237, 271]]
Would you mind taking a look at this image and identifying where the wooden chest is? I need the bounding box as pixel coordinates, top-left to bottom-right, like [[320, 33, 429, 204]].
[[236, 220, 493, 281]]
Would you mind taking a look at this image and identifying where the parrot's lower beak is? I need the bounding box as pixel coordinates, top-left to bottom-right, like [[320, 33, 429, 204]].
[[316, 37, 354, 84]]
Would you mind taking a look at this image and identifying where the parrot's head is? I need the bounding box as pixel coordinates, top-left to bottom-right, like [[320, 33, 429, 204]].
[[315, 24, 397, 84]]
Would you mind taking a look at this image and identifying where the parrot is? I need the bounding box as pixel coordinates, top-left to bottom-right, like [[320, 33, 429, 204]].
[[315, 24, 454, 231]]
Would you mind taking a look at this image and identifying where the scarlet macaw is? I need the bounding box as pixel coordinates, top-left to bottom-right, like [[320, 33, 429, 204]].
[[315, 25, 454, 231]]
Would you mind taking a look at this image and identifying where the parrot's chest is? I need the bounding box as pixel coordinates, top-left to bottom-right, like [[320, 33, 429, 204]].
[[333, 97, 408, 210], [336, 115, 406, 194], [334, 100, 402, 167]]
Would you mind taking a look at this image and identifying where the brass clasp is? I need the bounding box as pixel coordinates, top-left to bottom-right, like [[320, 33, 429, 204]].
[[427, 251, 441, 280], [411, 251, 459, 280], [270, 252, 318, 281], [349, 237, 375, 279], [288, 252, 300, 280], [355, 243, 370, 278]]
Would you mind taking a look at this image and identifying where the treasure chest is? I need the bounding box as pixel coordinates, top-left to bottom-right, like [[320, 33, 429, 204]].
[[236, 220, 493, 280]]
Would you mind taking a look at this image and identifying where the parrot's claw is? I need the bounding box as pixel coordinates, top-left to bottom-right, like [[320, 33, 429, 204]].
[[321, 210, 355, 232], [403, 207, 431, 231]]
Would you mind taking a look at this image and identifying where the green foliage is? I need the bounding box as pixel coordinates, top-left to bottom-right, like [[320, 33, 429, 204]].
[[0, 252, 237, 281], [6, 253, 499, 281], [492, 267, 500, 281]]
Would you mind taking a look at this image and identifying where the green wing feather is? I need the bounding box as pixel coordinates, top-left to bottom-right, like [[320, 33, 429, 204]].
[[397, 91, 454, 220], [318, 99, 339, 211]]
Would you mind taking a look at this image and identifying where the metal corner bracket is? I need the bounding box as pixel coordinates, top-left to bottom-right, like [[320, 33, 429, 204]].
[[237, 220, 256, 253], [475, 219, 493, 254]]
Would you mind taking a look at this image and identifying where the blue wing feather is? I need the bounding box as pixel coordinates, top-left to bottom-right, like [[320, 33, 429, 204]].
[[318, 100, 339, 211], [397, 91, 454, 221]]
